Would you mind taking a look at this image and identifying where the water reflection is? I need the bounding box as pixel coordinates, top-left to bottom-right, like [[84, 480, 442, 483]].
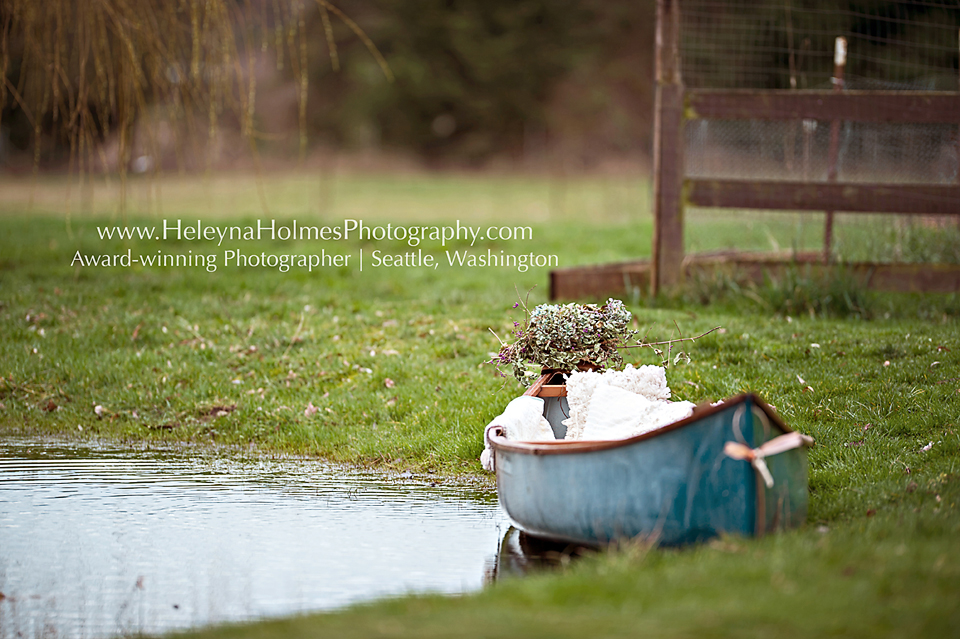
[[0, 438, 509, 639], [485, 527, 594, 582]]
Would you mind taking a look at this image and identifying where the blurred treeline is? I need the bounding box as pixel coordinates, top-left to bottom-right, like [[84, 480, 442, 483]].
[[307, 0, 656, 167], [0, 0, 655, 173], [1, 1, 955, 173]]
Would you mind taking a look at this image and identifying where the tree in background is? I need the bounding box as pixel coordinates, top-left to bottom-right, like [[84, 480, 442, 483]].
[[317, 0, 595, 163], [302, 0, 654, 167]]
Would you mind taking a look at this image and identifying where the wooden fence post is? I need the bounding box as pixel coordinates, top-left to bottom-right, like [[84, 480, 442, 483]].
[[651, 0, 685, 295], [824, 37, 846, 262]]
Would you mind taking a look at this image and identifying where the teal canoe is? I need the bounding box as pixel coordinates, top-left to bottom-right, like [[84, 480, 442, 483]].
[[486, 374, 813, 546]]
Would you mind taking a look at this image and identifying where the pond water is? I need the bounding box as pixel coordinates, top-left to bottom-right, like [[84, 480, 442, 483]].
[[0, 439, 511, 639]]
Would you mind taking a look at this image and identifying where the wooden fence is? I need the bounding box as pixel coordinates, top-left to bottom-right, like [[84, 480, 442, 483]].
[[551, 0, 960, 300]]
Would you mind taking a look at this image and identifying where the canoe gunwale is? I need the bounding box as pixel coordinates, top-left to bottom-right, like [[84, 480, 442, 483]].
[[488, 392, 792, 456]]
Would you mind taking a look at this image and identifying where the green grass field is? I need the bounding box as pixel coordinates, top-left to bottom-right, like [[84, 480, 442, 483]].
[[1, 172, 958, 636]]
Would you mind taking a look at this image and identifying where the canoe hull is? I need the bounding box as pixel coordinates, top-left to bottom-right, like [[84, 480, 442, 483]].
[[492, 394, 808, 546]]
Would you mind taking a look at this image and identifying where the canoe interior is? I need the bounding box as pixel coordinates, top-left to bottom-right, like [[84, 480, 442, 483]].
[[493, 392, 809, 546]]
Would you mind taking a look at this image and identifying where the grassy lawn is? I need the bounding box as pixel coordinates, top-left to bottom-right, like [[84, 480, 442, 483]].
[[1, 172, 958, 636]]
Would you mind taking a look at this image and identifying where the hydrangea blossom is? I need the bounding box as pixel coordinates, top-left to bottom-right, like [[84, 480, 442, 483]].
[[491, 298, 637, 385]]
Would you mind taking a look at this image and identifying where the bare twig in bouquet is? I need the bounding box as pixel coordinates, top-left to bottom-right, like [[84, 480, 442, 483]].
[[624, 326, 722, 367], [629, 325, 722, 347], [513, 284, 536, 323]]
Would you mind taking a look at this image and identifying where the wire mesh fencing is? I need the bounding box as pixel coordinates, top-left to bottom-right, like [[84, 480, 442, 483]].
[[681, 0, 959, 91], [686, 119, 958, 185], [678, 0, 960, 264]]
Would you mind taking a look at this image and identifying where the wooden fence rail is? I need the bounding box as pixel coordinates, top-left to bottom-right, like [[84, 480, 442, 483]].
[[686, 90, 960, 124], [688, 181, 960, 215]]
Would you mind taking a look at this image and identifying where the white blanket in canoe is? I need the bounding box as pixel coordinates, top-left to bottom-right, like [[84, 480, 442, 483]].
[[563, 365, 694, 441], [480, 396, 554, 472]]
